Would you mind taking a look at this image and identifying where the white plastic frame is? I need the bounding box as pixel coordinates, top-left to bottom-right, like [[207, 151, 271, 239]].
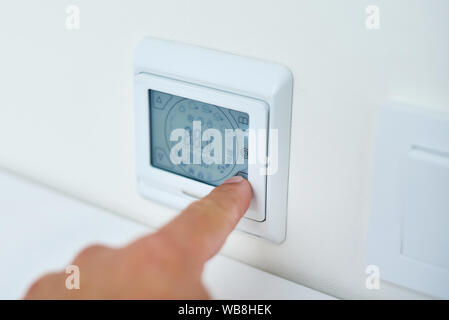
[[134, 37, 293, 243], [135, 73, 268, 221]]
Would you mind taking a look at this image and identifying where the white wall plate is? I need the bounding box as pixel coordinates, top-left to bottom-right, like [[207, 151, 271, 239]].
[[367, 102, 449, 298], [134, 37, 293, 243]]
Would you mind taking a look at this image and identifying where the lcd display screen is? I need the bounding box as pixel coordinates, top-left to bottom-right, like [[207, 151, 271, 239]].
[[149, 90, 249, 186]]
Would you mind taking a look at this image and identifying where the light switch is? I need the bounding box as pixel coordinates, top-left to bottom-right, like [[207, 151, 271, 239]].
[[367, 102, 449, 298], [134, 37, 293, 243], [402, 146, 449, 270]]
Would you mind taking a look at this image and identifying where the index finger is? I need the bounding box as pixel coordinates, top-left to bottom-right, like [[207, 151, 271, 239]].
[[156, 176, 252, 265]]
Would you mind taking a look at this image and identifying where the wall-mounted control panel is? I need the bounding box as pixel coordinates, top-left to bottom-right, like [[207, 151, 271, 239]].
[[134, 37, 293, 242]]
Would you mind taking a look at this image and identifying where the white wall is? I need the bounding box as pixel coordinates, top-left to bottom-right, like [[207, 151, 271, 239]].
[[1, 0, 448, 299]]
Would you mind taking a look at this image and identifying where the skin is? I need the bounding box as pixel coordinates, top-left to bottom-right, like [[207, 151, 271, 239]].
[[24, 176, 252, 300]]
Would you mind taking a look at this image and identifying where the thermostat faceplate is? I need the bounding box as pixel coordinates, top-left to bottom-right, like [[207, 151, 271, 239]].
[[134, 37, 293, 243]]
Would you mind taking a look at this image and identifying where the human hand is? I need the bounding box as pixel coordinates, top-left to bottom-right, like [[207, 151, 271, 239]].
[[24, 176, 252, 299]]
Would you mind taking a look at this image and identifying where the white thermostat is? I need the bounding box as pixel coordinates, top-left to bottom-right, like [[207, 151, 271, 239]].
[[134, 37, 293, 242]]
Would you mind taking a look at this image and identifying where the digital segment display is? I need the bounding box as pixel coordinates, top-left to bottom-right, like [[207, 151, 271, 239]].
[[149, 90, 249, 186]]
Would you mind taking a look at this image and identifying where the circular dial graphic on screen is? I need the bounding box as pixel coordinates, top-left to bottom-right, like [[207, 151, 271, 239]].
[[164, 99, 240, 183]]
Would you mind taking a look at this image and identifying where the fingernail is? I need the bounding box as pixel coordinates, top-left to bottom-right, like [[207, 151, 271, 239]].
[[221, 176, 244, 185]]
